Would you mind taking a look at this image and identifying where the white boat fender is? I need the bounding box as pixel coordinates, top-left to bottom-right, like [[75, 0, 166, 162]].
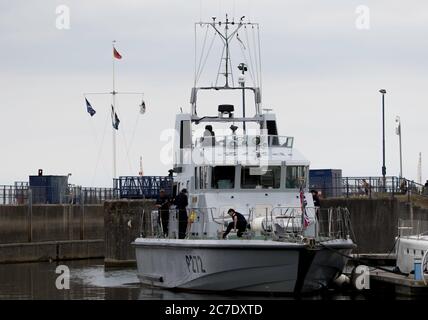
[[333, 274, 350, 288]]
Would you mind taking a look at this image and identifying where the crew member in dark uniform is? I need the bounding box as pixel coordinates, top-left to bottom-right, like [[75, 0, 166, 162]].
[[310, 190, 321, 207], [223, 208, 247, 239], [174, 188, 189, 239], [156, 189, 171, 236]]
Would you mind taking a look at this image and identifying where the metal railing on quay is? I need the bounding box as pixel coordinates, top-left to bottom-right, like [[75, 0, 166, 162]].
[[0, 185, 116, 205], [315, 176, 428, 200]]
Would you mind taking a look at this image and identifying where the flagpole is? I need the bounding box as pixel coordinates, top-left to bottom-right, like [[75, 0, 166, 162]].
[[112, 40, 117, 181], [84, 42, 146, 188]]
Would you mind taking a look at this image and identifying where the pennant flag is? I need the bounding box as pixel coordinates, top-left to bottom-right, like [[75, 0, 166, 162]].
[[299, 185, 310, 228], [85, 98, 96, 117], [140, 99, 146, 114], [113, 47, 122, 60], [111, 105, 120, 130]]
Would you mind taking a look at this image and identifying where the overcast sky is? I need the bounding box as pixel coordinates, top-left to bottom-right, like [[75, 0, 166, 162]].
[[1, 0, 427, 187]]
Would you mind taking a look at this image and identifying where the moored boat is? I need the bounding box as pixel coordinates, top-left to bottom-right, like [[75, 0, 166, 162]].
[[134, 15, 356, 294]]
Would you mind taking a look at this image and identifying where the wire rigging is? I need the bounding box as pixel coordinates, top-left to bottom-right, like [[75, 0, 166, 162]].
[[91, 111, 109, 186], [244, 26, 257, 87], [196, 28, 218, 84], [195, 25, 209, 85], [251, 25, 260, 88], [237, 30, 256, 86]]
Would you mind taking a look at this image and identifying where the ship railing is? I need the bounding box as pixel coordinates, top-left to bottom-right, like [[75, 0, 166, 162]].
[[398, 219, 428, 239], [149, 207, 219, 239], [316, 207, 354, 241], [148, 206, 354, 241], [268, 207, 313, 241], [266, 206, 354, 242], [193, 135, 294, 150]]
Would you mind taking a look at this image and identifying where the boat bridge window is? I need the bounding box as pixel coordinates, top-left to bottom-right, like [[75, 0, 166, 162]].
[[211, 166, 235, 189], [286, 166, 308, 189], [241, 166, 281, 189]]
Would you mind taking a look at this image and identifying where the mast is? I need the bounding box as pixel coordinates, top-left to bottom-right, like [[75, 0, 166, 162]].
[[417, 152, 422, 184], [191, 15, 262, 117], [224, 14, 230, 87], [84, 40, 146, 185], [112, 40, 118, 180]]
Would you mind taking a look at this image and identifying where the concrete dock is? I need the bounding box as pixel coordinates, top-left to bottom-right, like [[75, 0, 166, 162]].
[[370, 269, 428, 296]]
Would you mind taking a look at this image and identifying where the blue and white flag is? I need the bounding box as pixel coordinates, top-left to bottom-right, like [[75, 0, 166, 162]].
[[85, 98, 96, 116], [111, 105, 120, 130]]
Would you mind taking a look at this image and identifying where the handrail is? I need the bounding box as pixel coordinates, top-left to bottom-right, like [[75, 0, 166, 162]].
[[194, 134, 294, 149], [148, 205, 353, 242], [270, 206, 316, 239]]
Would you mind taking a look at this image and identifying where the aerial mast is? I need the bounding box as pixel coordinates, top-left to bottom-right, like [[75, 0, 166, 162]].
[[191, 15, 262, 117]]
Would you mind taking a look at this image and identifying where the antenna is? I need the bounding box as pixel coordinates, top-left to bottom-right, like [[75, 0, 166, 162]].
[[417, 152, 422, 184], [205, 14, 252, 88], [191, 16, 262, 116]]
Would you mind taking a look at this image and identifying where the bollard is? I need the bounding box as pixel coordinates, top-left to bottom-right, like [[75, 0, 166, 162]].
[[414, 257, 422, 280]]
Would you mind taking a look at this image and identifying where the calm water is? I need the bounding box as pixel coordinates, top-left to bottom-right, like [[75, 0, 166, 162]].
[[0, 259, 402, 300]]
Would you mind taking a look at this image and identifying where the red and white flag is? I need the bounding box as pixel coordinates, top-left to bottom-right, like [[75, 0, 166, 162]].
[[113, 47, 122, 59]]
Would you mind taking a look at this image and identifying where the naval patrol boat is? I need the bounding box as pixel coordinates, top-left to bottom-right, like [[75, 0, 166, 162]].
[[134, 16, 356, 294]]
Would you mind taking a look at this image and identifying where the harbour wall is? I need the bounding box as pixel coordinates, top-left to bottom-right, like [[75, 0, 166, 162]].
[[2, 198, 427, 263], [321, 198, 428, 253], [0, 204, 104, 263], [104, 200, 156, 267]]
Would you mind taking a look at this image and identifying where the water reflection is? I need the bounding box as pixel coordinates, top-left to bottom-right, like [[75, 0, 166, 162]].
[[0, 259, 400, 300]]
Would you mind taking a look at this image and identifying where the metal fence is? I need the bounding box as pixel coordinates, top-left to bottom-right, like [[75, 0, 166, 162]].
[[316, 176, 428, 199], [114, 176, 173, 199], [0, 185, 116, 205]]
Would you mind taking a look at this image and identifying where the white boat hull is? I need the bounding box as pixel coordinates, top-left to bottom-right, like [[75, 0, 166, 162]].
[[134, 238, 354, 294], [396, 236, 428, 274]]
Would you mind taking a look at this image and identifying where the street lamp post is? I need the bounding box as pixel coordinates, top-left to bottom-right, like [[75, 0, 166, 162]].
[[395, 116, 403, 178], [379, 89, 387, 190]]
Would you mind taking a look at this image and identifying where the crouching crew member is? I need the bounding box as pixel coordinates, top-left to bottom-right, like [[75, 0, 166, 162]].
[[223, 208, 247, 239]]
